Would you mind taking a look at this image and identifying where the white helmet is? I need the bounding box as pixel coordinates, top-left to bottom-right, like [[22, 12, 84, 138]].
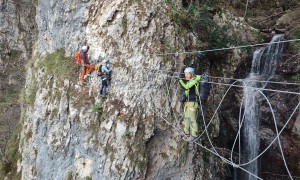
[[101, 60, 108, 65], [184, 67, 195, 74], [82, 46, 88, 52]]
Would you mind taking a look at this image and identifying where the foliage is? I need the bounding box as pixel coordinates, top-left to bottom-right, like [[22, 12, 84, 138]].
[[166, 0, 232, 60], [128, 0, 141, 6], [125, 129, 134, 138], [160, 152, 169, 160], [282, 0, 299, 10], [39, 48, 77, 82], [25, 129, 33, 140], [0, 124, 22, 178], [206, 26, 232, 59], [92, 101, 103, 113], [0, 162, 12, 177], [93, 101, 108, 124], [19, 73, 37, 106], [26, 52, 41, 69], [103, 144, 114, 155], [26, 78, 38, 105], [66, 171, 74, 180], [289, 30, 300, 52], [291, 74, 300, 82], [34, 0, 38, 7], [85, 176, 92, 180], [121, 15, 128, 33], [20, 52, 42, 105]]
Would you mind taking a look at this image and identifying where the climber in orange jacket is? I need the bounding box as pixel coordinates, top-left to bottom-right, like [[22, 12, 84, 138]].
[[79, 45, 94, 84]]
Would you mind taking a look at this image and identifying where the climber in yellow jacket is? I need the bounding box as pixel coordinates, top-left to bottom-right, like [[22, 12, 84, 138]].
[[179, 67, 201, 142]]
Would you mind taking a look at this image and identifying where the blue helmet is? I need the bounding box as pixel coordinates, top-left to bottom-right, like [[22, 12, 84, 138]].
[[184, 67, 195, 74]]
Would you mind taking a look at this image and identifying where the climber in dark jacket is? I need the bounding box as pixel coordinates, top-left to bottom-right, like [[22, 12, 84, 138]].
[[99, 60, 111, 97]]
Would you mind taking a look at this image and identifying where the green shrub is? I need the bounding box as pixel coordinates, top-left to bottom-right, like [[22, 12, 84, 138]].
[[122, 15, 128, 33], [85, 176, 92, 180], [290, 30, 300, 52], [0, 162, 12, 175], [0, 124, 22, 178], [27, 78, 38, 105], [66, 171, 73, 180], [92, 101, 103, 113], [39, 49, 77, 81], [166, 1, 232, 60], [292, 74, 300, 82], [34, 0, 38, 7], [206, 26, 232, 59]]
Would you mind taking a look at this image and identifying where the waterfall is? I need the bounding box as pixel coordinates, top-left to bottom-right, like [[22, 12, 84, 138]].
[[242, 34, 285, 179]]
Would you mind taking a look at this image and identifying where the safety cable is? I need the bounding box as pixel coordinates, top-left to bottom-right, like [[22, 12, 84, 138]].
[[127, 77, 299, 180], [209, 76, 300, 86], [164, 74, 300, 95], [138, 69, 300, 87], [136, 80, 262, 179], [109, 62, 300, 89], [227, 86, 293, 178], [5, 1, 299, 178], [145, 96, 263, 180], [107, 70, 298, 179], [155, 38, 300, 56], [230, 97, 245, 164], [110, 76, 300, 95]]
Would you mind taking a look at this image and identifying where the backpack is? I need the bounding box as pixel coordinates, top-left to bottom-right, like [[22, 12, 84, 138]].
[[75, 51, 83, 64], [179, 90, 187, 102], [95, 64, 103, 76], [199, 72, 211, 100]]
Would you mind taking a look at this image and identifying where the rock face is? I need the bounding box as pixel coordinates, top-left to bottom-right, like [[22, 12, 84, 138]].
[[1, 0, 298, 179], [19, 0, 210, 179], [36, 0, 92, 54], [0, 0, 36, 157]]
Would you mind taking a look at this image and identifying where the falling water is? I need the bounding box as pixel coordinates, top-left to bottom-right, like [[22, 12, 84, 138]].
[[242, 34, 285, 179]]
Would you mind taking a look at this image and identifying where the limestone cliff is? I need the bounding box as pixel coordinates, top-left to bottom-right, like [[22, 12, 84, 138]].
[[0, 0, 36, 178], [20, 0, 196, 179]]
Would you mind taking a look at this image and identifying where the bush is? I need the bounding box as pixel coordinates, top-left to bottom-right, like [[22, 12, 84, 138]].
[[206, 26, 232, 59], [39, 49, 77, 81], [0, 125, 22, 178], [92, 101, 103, 113], [292, 74, 300, 82], [289, 30, 300, 52], [166, 0, 233, 65]]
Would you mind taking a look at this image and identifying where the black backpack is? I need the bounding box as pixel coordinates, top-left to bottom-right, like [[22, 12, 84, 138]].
[[199, 72, 210, 101]]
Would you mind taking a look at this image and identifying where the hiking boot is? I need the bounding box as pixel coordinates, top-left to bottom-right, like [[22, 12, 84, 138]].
[[99, 94, 106, 98], [79, 81, 84, 86]]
